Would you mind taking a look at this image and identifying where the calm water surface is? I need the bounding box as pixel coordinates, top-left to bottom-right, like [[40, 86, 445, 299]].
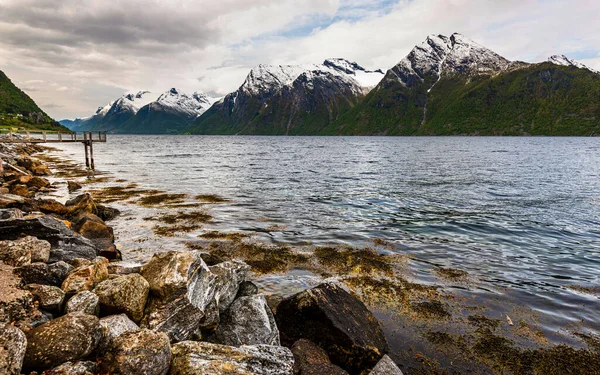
[[54, 136, 600, 341]]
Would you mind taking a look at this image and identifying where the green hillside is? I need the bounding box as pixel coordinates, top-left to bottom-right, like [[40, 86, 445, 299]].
[[0, 70, 70, 132], [324, 63, 600, 136]]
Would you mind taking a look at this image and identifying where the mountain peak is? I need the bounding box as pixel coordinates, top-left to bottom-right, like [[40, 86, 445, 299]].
[[548, 55, 599, 73], [390, 33, 510, 88]]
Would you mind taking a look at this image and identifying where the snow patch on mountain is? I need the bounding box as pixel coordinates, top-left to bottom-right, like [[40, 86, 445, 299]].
[[548, 55, 599, 74], [240, 58, 384, 98]]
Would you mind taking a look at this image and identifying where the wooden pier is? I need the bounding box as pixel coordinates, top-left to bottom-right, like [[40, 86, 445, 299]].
[[0, 130, 107, 171]]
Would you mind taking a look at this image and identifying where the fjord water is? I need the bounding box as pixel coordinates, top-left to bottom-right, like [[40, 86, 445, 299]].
[[55, 136, 600, 337]]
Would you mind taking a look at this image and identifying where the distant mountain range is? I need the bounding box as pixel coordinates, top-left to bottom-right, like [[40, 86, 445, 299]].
[[62, 89, 217, 134], [55, 33, 600, 136]]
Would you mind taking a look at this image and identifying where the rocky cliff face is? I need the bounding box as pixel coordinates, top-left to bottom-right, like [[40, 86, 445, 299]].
[[187, 58, 384, 135]]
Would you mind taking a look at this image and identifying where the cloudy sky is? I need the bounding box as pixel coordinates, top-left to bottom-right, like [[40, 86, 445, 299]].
[[0, 0, 598, 120]]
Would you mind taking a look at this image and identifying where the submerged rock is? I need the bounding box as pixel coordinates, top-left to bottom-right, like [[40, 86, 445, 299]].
[[170, 341, 294, 375], [98, 314, 140, 351], [100, 329, 171, 375], [67, 180, 83, 193], [61, 257, 109, 295], [211, 294, 280, 347], [65, 291, 100, 315], [0, 323, 27, 375], [93, 273, 149, 322], [210, 260, 251, 313], [24, 284, 65, 313], [292, 339, 349, 375], [23, 312, 102, 371], [18, 261, 73, 286], [107, 261, 142, 275], [45, 361, 97, 375], [369, 355, 403, 375], [275, 282, 389, 374]]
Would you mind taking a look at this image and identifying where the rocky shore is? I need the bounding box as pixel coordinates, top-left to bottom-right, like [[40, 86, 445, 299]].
[[0, 143, 403, 374]]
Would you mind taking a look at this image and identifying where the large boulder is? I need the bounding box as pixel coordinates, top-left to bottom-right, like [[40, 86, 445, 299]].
[[292, 339, 349, 375], [275, 283, 389, 375], [61, 257, 109, 295], [23, 312, 102, 371], [0, 236, 50, 266], [93, 273, 149, 322], [170, 341, 294, 375], [210, 260, 251, 313], [45, 361, 97, 375], [0, 323, 27, 375], [210, 294, 280, 347], [65, 291, 100, 316], [140, 251, 217, 342], [24, 284, 65, 313], [369, 355, 403, 375], [37, 199, 69, 216], [18, 261, 73, 286], [98, 314, 140, 351], [140, 250, 210, 299], [0, 214, 99, 262], [100, 329, 171, 375]]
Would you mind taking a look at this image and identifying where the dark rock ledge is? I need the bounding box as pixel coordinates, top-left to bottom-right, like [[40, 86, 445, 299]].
[[0, 142, 403, 375]]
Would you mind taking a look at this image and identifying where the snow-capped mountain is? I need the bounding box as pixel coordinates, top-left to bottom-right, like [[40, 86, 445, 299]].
[[388, 33, 511, 90], [114, 88, 218, 134], [548, 55, 599, 74], [321, 32, 600, 136], [188, 58, 384, 135], [60, 89, 217, 134]]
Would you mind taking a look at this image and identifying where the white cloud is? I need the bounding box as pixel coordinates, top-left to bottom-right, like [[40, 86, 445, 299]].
[[0, 0, 598, 119]]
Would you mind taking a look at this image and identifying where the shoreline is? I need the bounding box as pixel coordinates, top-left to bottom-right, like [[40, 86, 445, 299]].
[[0, 141, 598, 375]]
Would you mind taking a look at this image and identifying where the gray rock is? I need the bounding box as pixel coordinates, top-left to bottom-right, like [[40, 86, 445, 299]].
[[275, 282, 389, 374], [211, 294, 280, 347], [0, 236, 50, 266], [210, 260, 250, 313], [0, 215, 98, 262], [140, 251, 217, 343], [292, 339, 349, 375], [24, 284, 65, 313], [99, 314, 140, 351], [198, 299, 220, 334], [107, 261, 142, 275], [65, 291, 99, 315], [93, 273, 149, 322], [0, 208, 24, 220], [45, 361, 97, 375], [23, 312, 102, 371], [0, 323, 27, 375], [100, 329, 171, 375], [61, 257, 109, 295], [140, 250, 212, 299], [236, 280, 259, 298], [370, 355, 403, 375], [18, 261, 73, 286], [170, 341, 294, 375]]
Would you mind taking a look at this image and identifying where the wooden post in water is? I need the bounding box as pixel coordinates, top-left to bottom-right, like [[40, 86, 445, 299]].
[[58, 132, 62, 142], [26, 131, 30, 140], [83, 132, 90, 169], [89, 138, 95, 171], [42, 131, 46, 142]]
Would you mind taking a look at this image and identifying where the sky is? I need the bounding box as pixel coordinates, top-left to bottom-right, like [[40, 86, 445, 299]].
[[0, 0, 598, 120]]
